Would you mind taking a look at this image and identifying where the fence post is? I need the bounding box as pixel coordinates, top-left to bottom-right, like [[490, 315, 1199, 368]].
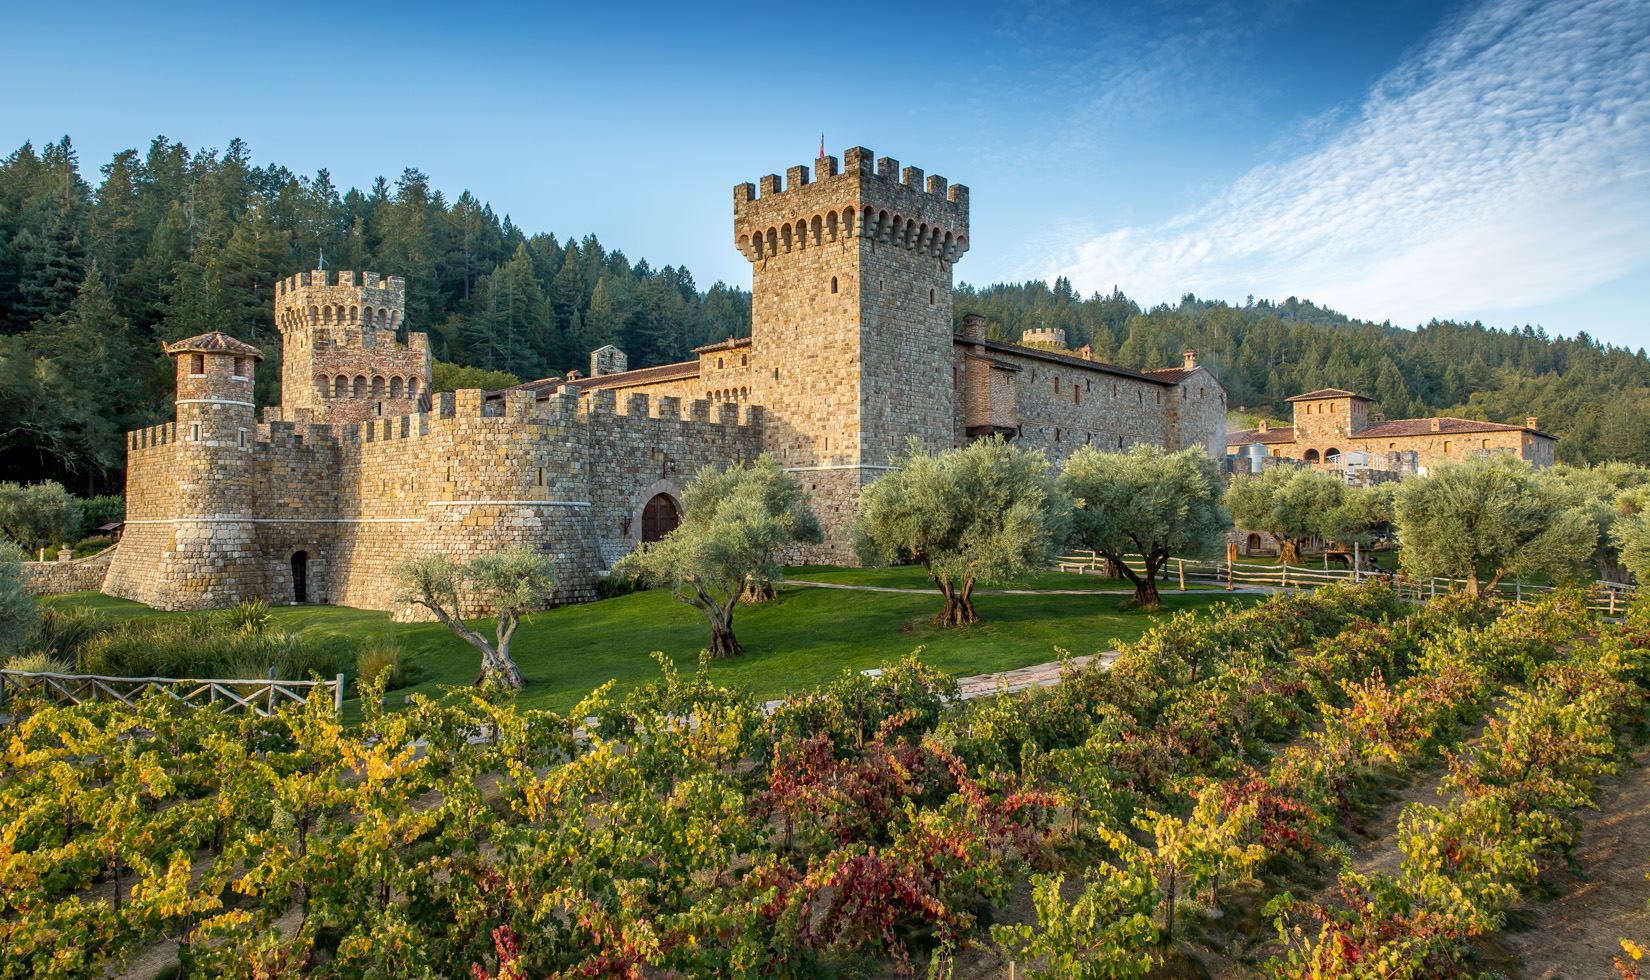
[[1610, 588, 1617, 617], [1515, 582, 1521, 605], [1282, 564, 1288, 587], [335, 674, 345, 716], [1430, 578, 1437, 600], [1178, 559, 1186, 591], [1226, 560, 1233, 591], [267, 666, 277, 715]]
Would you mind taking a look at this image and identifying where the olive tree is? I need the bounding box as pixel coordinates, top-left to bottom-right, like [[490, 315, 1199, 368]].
[[1223, 465, 1343, 565], [1538, 463, 1650, 584], [617, 454, 821, 657], [852, 437, 1069, 626], [1393, 455, 1594, 596], [1611, 486, 1650, 587], [0, 542, 41, 657], [0, 482, 84, 553], [393, 544, 556, 688], [1057, 444, 1229, 609]]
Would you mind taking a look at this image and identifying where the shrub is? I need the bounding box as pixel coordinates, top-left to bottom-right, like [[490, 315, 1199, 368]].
[[218, 598, 272, 634], [79, 615, 345, 680], [32, 606, 109, 667], [355, 637, 423, 692], [594, 571, 647, 600], [3, 652, 73, 675]]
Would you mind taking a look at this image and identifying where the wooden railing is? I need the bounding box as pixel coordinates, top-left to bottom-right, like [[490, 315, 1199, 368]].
[[0, 670, 346, 718], [1056, 551, 1638, 614]]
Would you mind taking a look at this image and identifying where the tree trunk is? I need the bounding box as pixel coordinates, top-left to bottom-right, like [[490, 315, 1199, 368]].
[[707, 620, 744, 657], [741, 576, 777, 603], [1278, 538, 1302, 566], [932, 575, 979, 626], [1466, 567, 1481, 597], [1107, 549, 1161, 609]]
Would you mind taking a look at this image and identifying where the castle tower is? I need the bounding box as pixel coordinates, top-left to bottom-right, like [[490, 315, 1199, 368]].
[[734, 147, 969, 559], [274, 269, 432, 425], [1286, 388, 1371, 462], [160, 332, 265, 608]]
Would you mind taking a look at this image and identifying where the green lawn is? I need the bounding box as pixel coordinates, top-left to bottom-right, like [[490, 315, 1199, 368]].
[[787, 565, 1222, 591], [44, 573, 1259, 717]]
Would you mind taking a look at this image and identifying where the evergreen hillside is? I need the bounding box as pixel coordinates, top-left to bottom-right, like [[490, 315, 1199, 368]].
[[2, 136, 1643, 492]]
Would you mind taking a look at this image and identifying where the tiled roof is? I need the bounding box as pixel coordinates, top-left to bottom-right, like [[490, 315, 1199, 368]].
[[964, 352, 1022, 371], [1143, 367, 1195, 382], [489, 360, 701, 400], [164, 332, 264, 360], [691, 336, 753, 354], [1284, 388, 1369, 402], [957, 337, 1175, 385], [1353, 417, 1550, 439], [1227, 426, 1297, 445]]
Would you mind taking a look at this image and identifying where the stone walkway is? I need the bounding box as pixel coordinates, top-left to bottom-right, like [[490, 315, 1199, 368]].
[[785, 578, 1275, 597]]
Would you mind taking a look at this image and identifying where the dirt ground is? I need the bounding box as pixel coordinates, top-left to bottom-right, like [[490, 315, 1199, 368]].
[[1499, 747, 1650, 980]]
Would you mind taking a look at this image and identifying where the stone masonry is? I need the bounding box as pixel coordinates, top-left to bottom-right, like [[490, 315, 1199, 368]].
[[107, 147, 1229, 614], [1227, 388, 1556, 471]]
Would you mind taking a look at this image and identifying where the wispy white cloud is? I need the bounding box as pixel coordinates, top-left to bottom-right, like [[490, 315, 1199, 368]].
[[1039, 0, 1650, 328]]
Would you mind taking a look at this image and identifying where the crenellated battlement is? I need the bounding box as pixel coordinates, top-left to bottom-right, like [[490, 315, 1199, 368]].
[[276, 269, 407, 340], [733, 146, 969, 265]]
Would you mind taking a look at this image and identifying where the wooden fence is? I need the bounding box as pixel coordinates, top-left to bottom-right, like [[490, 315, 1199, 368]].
[[1056, 551, 1637, 615], [0, 670, 346, 718]]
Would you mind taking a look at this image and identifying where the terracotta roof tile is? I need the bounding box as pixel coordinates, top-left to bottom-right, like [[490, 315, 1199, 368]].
[[691, 336, 753, 354], [1227, 426, 1297, 445], [1143, 367, 1195, 382], [957, 337, 1175, 385], [490, 360, 701, 399], [164, 332, 264, 361], [1284, 388, 1369, 402], [1353, 417, 1549, 439]]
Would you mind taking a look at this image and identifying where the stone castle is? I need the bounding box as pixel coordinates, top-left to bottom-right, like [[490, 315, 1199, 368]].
[[104, 147, 1228, 613]]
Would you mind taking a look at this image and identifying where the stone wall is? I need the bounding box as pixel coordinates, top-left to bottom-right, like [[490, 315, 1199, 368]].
[[108, 388, 762, 616], [20, 545, 117, 596], [274, 270, 431, 426]]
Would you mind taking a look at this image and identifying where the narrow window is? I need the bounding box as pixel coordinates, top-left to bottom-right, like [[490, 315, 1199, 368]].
[[191, 353, 204, 375], [1444, 441, 1452, 453], [929, 288, 935, 304], [535, 466, 545, 486], [830, 276, 838, 293], [718, 357, 724, 369], [237, 428, 247, 448], [742, 354, 748, 366], [774, 368, 780, 380], [191, 422, 201, 441], [1074, 388, 1080, 406], [233, 357, 247, 378]]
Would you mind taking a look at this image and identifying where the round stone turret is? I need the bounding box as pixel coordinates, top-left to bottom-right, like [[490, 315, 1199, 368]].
[[160, 332, 265, 608]]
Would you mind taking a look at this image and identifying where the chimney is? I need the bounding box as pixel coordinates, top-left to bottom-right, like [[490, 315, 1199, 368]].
[[565, 368, 583, 381], [1258, 420, 1269, 434], [1371, 412, 1385, 423], [1526, 416, 1539, 430], [1077, 344, 1093, 360], [961, 313, 986, 343], [1430, 418, 1441, 432], [1182, 348, 1197, 370]]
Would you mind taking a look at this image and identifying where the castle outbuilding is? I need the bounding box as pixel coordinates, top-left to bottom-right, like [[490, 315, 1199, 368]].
[[1226, 388, 1556, 470], [105, 147, 1228, 614]]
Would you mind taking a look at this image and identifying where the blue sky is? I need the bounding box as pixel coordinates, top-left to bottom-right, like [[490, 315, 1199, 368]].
[[3, 0, 1645, 348]]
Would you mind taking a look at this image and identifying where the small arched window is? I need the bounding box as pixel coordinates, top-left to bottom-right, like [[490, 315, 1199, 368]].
[[353, 376, 367, 398], [190, 353, 204, 375], [372, 376, 386, 398], [233, 357, 248, 378], [408, 377, 420, 400], [830, 276, 838, 294], [929, 288, 936, 305], [335, 375, 348, 397]]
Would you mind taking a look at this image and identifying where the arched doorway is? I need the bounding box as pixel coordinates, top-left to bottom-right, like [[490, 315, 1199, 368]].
[[291, 551, 309, 603], [1245, 533, 1261, 555], [1303, 449, 1320, 463], [641, 494, 680, 543]]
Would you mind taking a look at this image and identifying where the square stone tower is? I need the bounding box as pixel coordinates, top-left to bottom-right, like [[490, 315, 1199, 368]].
[[274, 269, 432, 425], [734, 147, 969, 559]]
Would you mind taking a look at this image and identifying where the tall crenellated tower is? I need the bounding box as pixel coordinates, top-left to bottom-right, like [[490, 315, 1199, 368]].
[[274, 269, 432, 425], [733, 146, 969, 558], [160, 332, 265, 607]]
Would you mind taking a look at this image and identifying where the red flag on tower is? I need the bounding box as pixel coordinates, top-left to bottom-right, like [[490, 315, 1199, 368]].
[[819, 134, 825, 159]]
